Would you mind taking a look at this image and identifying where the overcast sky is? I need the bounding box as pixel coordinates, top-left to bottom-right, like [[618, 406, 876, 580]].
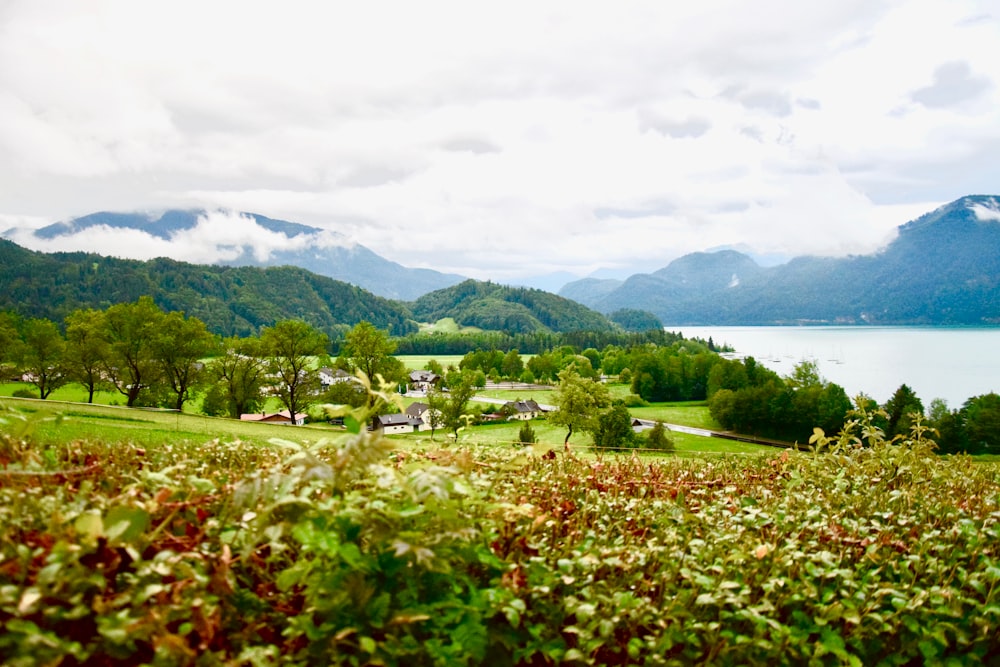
[[1, 0, 997, 285]]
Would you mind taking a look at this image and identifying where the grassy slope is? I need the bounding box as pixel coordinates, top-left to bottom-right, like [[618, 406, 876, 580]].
[[0, 397, 341, 449]]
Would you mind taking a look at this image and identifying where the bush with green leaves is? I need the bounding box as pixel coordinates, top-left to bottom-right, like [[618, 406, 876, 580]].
[[516, 421, 537, 446], [640, 419, 675, 452], [1, 395, 999, 665]]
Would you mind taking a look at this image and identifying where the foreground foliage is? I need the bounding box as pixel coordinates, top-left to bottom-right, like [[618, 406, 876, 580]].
[[0, 399, 998, 665]]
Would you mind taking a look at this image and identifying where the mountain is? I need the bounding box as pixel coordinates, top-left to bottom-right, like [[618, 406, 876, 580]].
[[411, 279, 616, 333], [561, 195, 1000, 325], [12, 209, 465, 300], [558, 277, 623, 305], [0, 239, 417, 338]]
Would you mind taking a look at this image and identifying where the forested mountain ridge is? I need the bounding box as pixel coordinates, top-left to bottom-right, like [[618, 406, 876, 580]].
[[8, 209, 466, 301], [0, 239, 417, 338], [561, 195, 1000, 325], [410, 279, 616, 333]]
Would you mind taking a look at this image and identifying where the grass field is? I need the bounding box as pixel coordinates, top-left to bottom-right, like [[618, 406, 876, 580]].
[[629, 401, 721, 430], [0, 390, 762, 456], [0, 396, 343, 449], [395, 354, 467, 372]]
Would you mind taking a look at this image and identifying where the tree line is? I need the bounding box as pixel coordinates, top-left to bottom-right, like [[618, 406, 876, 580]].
[[0, 300, 407, 423]]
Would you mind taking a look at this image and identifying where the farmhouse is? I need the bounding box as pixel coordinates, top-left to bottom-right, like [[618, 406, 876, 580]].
[[406, 401, 440, 431], [504, 399, 546, 420], [240, 410, 307, 426], [371, 413, 426, 434], [408, 370, 441, 393]]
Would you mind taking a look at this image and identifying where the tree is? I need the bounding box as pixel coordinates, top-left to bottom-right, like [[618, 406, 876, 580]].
[[262, 320, 328, 425], [341, 321, 397, 384], [581, 348, 601, 373], [501, 349, 524, 380], [154, 311, 217, 411], [321, 378, 368, 410], [65, 309, 110, 403], [786, 360, 822, 390], [208, 336, 268, 418], [600, 345, 629, 375], [18, 318, 69, 399], [527, 352, 559, 383], [643, 420, 675, 452], [0, 311, 21, 376], [425, 359, 444, 377], [425, 387, 447, 440], [549, 368, 611, 449], [102, 297, 166, 407], [592, 403, 635, 452], [882, 384, 924, 439], [517, 421, 537, 446], [961, 393, 1000, 455], [435, 370, 479, 440]]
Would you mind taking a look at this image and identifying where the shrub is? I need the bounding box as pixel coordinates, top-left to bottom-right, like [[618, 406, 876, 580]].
[[517, 421, 537, 446], [641, 419, 675, 452], [621, 392, 648, 407]]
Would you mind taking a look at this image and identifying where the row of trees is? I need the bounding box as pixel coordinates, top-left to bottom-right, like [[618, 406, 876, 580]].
[[0, 300, 408, 424], [707, 358, 852, 442]]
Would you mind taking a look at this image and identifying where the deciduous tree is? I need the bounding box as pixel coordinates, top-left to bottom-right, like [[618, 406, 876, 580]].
[[102, 297, 165, 407], [65, 308, 110, 403], [341, 321, 397, 383], [549, 368, 611, 449], [19, 318, 69, 399], [262, 320, 328, 424], [0, 312, 20, 375], [154, 311, 217, 411], [592, 403, 635, 451], [434, 370, 479, 440], [208, 336, 268, 418]]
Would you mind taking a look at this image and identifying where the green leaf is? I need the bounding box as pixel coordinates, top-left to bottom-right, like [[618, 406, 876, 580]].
[[345, 415, 361, 434], [103, 506, 150, 544], [74, 511, 103, 543]]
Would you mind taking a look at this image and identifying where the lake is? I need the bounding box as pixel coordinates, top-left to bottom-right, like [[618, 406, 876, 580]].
[[668, 326, 1000, 408]]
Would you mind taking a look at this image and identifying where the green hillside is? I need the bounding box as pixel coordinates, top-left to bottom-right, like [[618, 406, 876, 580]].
[[0, 239, 417, 337], [411, 279, 615, 333]]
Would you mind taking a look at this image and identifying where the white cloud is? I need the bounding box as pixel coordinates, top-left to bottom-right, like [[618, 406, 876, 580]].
[[0, 0, 997, 284], [970, 198, 1000, 221], [7, 209, 356, 264]]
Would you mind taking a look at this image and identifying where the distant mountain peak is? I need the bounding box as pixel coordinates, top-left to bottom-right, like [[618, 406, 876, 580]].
[[559, 194, 1000, 325]]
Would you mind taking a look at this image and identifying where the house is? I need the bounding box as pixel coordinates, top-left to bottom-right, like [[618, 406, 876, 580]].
[[504, 399, 546, 420], [408, 370, 441, 393], [319, 367, 354, 387], [371, 412, 426, 434], [240, 410, 307, 426], [406, 402, 441, 431]]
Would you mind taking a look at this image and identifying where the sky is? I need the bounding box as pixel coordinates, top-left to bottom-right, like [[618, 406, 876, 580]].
[[0, 0, 998, 287]]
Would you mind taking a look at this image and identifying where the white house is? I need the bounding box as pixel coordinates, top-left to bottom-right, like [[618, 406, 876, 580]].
[[504, 399, 546, 420], [372, 413, 426, 434], [406, 401, 441, 431]]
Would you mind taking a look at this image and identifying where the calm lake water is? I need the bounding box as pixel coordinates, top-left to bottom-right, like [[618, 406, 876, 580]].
[[668, 326, 1000, 408]]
